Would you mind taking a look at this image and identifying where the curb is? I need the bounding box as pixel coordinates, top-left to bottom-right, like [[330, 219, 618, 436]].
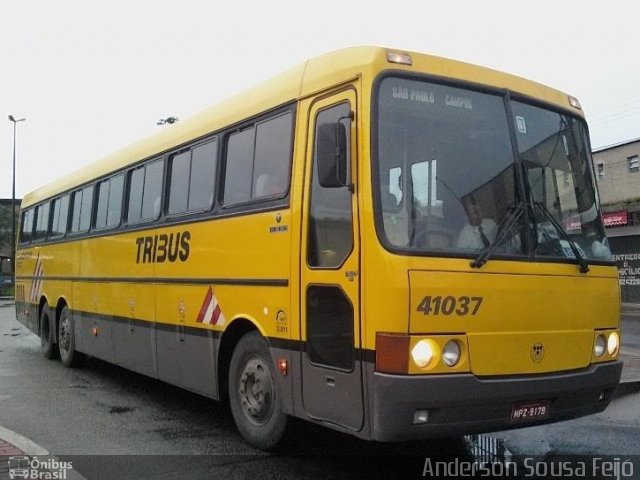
[[0, 426, 48, 456], [622, 303, 640, 315], [0, 426, 88, 480], [615, 381, 640, 397], [0, 297, 15, 307]]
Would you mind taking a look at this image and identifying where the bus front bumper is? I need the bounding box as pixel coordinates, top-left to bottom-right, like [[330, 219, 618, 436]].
[[370, 361, 622, 442]]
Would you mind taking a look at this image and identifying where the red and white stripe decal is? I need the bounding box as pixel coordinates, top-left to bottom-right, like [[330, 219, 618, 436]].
[[196, 286, 226, 326]]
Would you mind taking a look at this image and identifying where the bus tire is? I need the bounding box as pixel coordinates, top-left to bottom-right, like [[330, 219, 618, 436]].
[[40, 303, 59, 360], [228, 331, 287, 450], [58, 306, 85, 368]]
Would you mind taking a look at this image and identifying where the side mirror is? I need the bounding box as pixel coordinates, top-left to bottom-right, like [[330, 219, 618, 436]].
[[317, 122, 348, 188]]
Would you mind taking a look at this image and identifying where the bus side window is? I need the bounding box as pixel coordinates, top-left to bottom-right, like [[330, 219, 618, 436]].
[[141, 160, 163, 221], [168, 139, 217, 215], [188, 140, 217, 211], [50, 195, 70, 237], [223, 111, 292, 206], [128, 158, 163, 224], [107, 175, 124, 227], [20, 209, 35, 244], [252, 112, 292, 199], [34, 201, 51, 241], [96, 174, 124, 229], [308, 102, 353, 268], [70, 185, 94, 233]]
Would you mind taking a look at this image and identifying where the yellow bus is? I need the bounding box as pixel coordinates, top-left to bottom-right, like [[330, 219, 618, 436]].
[[15, 46, 622, 449]]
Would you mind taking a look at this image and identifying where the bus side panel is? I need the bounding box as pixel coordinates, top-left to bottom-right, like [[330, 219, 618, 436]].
[[15, 280, 39, 335], [152, 212, 293, 399], [111, 282, 157, 378], [156, 283, 218, 398], [73, 236, 109, 362], [45, 279, 72, 337], [15, 247, 41, 333], [74, 281, 114, 363]]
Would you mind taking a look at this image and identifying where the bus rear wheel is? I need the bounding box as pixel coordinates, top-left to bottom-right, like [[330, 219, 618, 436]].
[[40, 303, 59, 360], [228, 331, 287, 450], [58, 306, 85, 368]]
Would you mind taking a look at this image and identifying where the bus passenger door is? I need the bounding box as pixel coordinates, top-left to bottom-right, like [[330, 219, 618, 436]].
[[300, 88, 364, 431]]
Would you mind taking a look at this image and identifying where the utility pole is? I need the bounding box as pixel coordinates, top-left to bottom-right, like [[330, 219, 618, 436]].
[[8, 115, 26, 282]]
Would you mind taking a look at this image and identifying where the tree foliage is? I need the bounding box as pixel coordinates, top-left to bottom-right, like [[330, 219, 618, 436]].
[[0, 202, 19, 254]]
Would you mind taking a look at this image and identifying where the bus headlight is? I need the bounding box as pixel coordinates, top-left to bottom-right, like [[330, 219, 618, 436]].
[[411, 340, 434, 368], [442, 340, 461, 367], [607, 332, 620, 356], [594, 334, 606, 357]]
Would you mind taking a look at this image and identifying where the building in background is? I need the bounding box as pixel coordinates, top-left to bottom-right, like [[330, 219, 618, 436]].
[[593, 137, 640, 303], [0, 199, 21, 292]]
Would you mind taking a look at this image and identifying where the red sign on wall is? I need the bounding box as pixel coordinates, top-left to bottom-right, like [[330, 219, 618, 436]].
[[603, 211, 628, 227]]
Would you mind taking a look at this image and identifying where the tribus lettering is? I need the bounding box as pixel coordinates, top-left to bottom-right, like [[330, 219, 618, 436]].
[[136, 231, 191, 264]]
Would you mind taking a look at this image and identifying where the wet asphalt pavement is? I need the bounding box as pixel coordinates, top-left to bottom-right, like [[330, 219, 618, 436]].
[[0, 306, 469, 479], [1, 305, 639, 479]]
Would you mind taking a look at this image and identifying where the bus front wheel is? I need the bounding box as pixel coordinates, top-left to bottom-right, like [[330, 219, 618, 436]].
[[228, 331, 287, 450], [58, 306, 85, 368]]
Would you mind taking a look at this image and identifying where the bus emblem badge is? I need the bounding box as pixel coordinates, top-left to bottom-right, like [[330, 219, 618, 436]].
[[530, 343, 545, 363]]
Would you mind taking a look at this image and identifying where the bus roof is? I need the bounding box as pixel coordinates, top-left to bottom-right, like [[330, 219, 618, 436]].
[[22, 46, 579, 208]]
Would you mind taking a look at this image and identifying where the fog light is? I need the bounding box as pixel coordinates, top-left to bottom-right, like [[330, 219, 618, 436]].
[[442, 340, 461, 367], [413, 409, 429, 424], [607, 332, 619, 356], [411, 340, 434, 368], [594, 334, 606, 357]]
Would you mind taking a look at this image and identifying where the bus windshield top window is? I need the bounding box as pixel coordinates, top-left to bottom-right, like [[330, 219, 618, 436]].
[[376, 77, 610, 262]]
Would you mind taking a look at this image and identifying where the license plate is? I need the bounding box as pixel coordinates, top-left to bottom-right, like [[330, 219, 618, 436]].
[[510, 401, 550, 422]]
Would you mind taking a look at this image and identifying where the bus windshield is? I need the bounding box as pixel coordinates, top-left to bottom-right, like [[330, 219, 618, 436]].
[[375, 76, 611, 262]]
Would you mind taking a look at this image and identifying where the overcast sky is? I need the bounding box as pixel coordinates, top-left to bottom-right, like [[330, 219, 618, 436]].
[[1, 0, 638, 198]]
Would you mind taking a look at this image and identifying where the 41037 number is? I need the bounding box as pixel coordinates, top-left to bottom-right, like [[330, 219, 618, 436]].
[[416, 296, 483, 316]]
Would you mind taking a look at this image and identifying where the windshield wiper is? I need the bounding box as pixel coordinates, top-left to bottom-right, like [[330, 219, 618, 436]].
[[534, 201, 589, 274], [471, 202, 526, 269]]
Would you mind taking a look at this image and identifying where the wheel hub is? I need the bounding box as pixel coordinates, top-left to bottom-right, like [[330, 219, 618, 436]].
[[239, 357, 274, 424], [59, 317, 71, 352]]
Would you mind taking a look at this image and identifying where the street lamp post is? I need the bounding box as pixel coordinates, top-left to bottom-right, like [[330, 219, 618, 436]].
[[8, 115, 26, 283]]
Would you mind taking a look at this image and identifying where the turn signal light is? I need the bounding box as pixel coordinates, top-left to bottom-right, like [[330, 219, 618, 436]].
[[376, 333, 409, 374]]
